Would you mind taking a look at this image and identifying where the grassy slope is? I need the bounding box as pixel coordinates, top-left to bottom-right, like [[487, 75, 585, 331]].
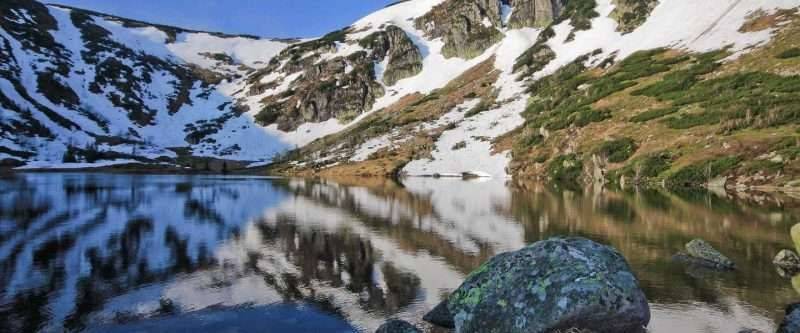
[[509, 10, 800, 190]]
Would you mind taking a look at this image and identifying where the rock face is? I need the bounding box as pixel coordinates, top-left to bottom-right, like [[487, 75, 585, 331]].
[[415, 0, 504, 59], [415, 0, 566, 59], [611, 0, 660, 33], [375, 320, 422, 333], [684, 239, 735, 269], [775, 249, 800, 276], [778, 303, 800, 333], [507, 0, 565, 29], [425, 237, 650, 333], [255, 45, 385, 131], [360, 25, 423, 86]]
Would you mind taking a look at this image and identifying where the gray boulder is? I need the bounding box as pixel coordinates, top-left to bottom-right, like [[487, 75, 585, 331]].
[[424, 237, 650, 333], [684, 239, 735, 269], [375, 320, 421, 333], [778, 303, 800, 333], [775, 249, 800, 276]]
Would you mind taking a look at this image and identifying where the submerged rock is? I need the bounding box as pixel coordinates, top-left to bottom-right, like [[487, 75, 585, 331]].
[[778, 303, 800, 333], [422, 301, 454, 328], [375, 320, 422, 333], [684, 239, 735, 270], [424, 237, 650, 333], [774, 249, 800, 276]]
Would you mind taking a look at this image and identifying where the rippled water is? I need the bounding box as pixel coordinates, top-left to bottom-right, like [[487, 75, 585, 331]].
[[1, 173, 799, 332]]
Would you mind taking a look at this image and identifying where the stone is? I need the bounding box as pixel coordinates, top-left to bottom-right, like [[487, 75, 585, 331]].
[[425, 237, 650, 333], [422, 301, 454, 328], [685, 239, 735, 269], [361, 25, 423, 86], [791, 223, 800, 253], [415, 0, 504, 59], [375, 320, 422, 333], [775, 250, 800, 276], [778, 303, 800, 333]]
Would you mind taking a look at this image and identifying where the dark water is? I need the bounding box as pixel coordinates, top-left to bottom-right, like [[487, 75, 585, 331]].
[[1, 173, 799, 332]]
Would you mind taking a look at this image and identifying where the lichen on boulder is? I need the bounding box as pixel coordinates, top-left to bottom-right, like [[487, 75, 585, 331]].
[[425, 237, 650, 333]]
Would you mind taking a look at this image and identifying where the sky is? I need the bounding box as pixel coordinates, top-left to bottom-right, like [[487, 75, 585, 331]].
[[51, 0, 397, 38]]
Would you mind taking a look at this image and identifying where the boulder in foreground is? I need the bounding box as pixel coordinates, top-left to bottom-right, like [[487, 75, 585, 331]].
[[375, 320, 421, 333], [425, 237, 650, 333]]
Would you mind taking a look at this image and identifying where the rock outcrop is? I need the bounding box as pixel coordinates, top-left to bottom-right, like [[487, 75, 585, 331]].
[[507, 0, 565, 29], [415, 0, 504, 59], [360, 25, 423, 86], [675, 239, 736, 270], [375, 320, 422, 333], [255, 49, 385, 131], [425, 237, 650, 333], [775, 249, 800, 276]]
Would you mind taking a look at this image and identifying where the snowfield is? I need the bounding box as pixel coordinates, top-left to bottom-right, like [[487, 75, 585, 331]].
[[1, 0, 798, 174]]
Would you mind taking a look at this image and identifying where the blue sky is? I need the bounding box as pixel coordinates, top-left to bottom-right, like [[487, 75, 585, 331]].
[[52, 0, 396, 38]]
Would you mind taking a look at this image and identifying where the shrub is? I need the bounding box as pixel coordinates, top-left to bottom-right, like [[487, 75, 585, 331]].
[[777, 47, 800, 59], [665, 156, 741, 188], [629, 106, 679, 122], [547, 154, 583, 184], [596, 137, 638, 163]]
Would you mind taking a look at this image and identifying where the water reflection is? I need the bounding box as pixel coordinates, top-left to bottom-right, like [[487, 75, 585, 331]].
[[0, 173, 799, 332]]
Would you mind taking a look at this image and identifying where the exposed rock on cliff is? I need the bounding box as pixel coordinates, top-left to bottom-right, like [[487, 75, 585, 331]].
[[360, 25, 423, 86]]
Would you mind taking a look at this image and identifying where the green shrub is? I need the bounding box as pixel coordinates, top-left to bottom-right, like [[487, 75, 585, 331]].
[[777, 47, 800, 59], [629, 106, 679, 122], [547, 154, 583, 184], [666, 156, 741, 188], [596, 137, 638, 163]]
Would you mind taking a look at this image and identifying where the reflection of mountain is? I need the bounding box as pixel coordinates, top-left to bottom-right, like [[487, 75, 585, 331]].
[[0, 173, 284, 332], [1, 174, 799, 333]]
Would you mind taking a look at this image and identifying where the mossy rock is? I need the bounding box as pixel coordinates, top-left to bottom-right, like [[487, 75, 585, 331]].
[[425, 237, 650, 333]]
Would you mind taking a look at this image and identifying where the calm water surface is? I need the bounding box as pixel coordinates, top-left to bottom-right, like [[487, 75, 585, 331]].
[[1, 173, 799, 332]]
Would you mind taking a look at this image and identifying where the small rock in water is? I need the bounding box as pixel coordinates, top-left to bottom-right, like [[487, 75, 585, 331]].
[[778, 303, 800, 333], [423, 237, 650, 333], [375, 320, 422, 333], [792, 223, 800, 253], [774, 249, 800, 276], [422, 301, 454, 328], [684, 239, 735, 269]]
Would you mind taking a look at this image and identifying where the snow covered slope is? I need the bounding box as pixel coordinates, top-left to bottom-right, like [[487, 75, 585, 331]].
[[0, 0, 294, 168], [265, 0, 800, 184], [2, 0, 799, 182]]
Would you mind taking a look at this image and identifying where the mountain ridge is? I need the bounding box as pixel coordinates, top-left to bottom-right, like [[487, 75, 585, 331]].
[[1, 0, 799, 192]]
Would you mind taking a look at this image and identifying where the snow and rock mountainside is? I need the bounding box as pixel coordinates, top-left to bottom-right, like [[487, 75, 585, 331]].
[[0, 0, 293, 168], [2, 0, 800, 190], [265, 0, 800, 192]]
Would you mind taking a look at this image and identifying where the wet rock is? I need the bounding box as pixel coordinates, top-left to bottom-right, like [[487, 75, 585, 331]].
[[425, 237, 650, 333], [422, 301, 454, 328], [775, 250, 800, 276], [778, 303, 800, 333], [684, 239, 735, 270], [375, 320, 421, 333]]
